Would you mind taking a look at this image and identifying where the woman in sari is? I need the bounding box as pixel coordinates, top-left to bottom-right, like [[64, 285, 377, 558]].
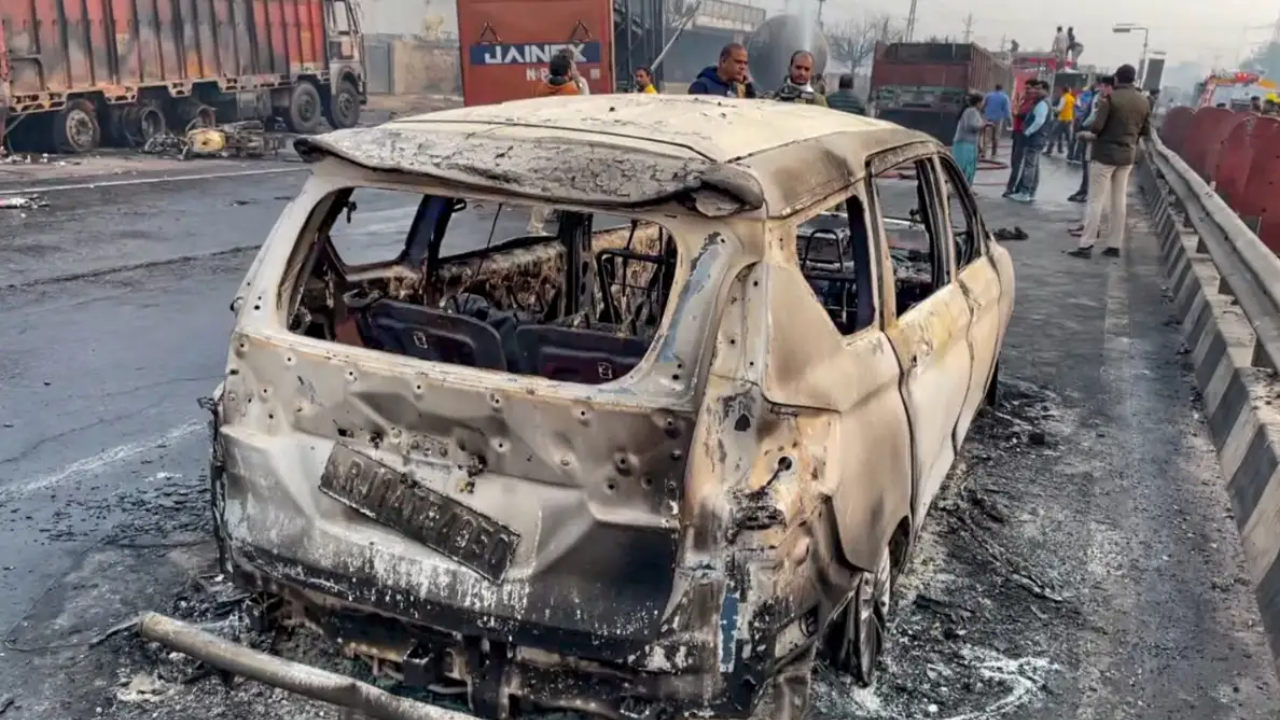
[[953, 93, 986, 185]]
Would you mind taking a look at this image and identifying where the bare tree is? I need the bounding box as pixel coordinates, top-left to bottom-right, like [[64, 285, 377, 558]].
[[827, 13, 907, 72]]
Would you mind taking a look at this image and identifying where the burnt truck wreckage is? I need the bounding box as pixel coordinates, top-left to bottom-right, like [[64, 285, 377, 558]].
[[152, 96, 1015, 720]]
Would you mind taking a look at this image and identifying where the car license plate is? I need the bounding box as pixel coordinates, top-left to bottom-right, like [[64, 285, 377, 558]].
[[319, 443, 519, 582]]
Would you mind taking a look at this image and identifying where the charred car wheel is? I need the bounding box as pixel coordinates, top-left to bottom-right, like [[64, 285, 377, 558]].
[[822, 545, 892, 686]]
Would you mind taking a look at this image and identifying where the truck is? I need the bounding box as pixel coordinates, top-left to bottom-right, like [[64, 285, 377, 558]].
[[0, 0, 367, 154], [457, 0, 617, 104], [869, 41, 1012, 145], [454, 0, 826, 104]]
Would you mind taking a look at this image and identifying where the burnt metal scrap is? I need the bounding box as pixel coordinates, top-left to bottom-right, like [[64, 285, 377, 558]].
[[143, 121, 283, 160], [137, 613, 475, 720], [0, 195, 48, 210]]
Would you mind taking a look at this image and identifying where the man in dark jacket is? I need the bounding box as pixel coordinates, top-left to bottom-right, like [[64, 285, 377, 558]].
[[688, 43, 755, 98], [826, 74, 866, 115], [1068, 64, 1151, 258]]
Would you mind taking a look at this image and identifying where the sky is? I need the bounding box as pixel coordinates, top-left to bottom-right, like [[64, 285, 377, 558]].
[[360, 0, 1280, 72]]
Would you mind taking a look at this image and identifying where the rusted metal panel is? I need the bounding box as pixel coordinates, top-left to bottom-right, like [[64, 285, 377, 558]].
[[0, 0, 328, 103], [457, 0, 616, 106]]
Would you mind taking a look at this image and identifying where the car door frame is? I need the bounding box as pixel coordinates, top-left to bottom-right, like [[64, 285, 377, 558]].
[[758, 188, 916, 574], [867, 147, 977, 526], [933, 154, 1005, 447]]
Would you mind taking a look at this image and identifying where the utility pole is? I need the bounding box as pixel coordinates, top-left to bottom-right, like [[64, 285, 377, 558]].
[[962, 13, 974, 43], [906, 0, 918, 41]]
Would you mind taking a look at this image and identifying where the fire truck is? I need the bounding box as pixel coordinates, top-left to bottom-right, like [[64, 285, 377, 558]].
[[1194, 70, 1277, 110]]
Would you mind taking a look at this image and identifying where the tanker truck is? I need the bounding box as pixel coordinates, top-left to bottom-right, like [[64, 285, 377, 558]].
[[745, 14, 829, 94]]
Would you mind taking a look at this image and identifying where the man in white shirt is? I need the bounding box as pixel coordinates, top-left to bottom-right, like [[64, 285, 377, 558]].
[[1052, 27, 1069, 64]]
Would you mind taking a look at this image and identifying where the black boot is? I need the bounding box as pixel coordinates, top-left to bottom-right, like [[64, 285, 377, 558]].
[[1066, 246, 1093, 258]]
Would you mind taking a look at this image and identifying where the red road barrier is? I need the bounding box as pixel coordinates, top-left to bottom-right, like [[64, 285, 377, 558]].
[[1243, 117, 1280, 255], [1163, 108, 1280, 256], [1201, 112, 1248, 184], [1216, 114, 1266, 209], [1160, 106, 1195, 155], [1183, 108, 1236, 180]]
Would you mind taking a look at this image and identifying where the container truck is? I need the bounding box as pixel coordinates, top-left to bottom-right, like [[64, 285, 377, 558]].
[[0, 0, 367, 154], [870, 41, 1012, 144]]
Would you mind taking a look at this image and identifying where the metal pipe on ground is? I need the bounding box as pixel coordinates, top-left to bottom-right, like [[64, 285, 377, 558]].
[[137, 613, 477, 720]]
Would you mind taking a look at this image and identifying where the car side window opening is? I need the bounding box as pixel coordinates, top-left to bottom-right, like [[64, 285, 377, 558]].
[[796, 195, 877, 334], [870, 158, 951, 317], [290, 187, 677, 387], [936, 157, 985, 269]]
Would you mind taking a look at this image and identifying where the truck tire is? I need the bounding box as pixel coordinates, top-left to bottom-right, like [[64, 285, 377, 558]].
[[110, 102, 168, 148], [325, 79, 361, 130], [176, 100, 217, 131], [54, 99, 102, 154], [284, 82, 323, 134]]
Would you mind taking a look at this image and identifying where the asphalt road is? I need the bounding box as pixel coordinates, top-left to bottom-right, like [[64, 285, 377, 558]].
[[0, 155, 1277, 720]]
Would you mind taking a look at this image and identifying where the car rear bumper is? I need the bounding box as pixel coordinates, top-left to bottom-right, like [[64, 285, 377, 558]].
[[210, 425, 802, 718]]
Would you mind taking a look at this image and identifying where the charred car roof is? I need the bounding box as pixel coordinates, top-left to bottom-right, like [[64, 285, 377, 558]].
[[293, 95, 938, 219]]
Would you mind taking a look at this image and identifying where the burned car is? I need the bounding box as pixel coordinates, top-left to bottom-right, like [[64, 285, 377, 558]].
[[173, 95, 1015, 719]]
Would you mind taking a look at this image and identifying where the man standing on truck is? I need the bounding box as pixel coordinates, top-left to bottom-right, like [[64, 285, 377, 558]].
[[769, 51, 828, 106], [689, 44, 755, 98], [1067, 64, 1150, 258], [1007, 81, 1052, 203], [1052, 26, 1069, 65], [982, 83, 1013, 158]]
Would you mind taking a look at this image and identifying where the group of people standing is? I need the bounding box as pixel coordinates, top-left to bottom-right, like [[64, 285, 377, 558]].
[[950, 64, 1151, 258], [685, 42, 869, 116], [537, 41, 870, 114]]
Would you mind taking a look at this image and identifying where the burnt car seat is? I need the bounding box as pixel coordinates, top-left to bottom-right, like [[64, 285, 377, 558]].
[[512, 326, 649, 384], [357, 300, 508, 371]]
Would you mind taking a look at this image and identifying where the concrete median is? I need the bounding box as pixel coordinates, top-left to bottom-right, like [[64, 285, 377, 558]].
[[1137, 154, 1280, 677]]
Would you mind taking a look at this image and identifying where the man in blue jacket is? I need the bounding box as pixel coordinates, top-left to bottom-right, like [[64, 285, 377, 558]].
[[688, 43, 756, 98], [981, 83, 1013, 158]]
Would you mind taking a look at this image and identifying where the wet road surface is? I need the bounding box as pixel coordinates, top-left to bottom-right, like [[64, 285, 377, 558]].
[[0, 154, 1277, 719]]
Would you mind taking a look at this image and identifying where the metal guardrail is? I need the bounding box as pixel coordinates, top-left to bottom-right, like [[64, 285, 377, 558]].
[[1143, 132, 1280, 372]]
